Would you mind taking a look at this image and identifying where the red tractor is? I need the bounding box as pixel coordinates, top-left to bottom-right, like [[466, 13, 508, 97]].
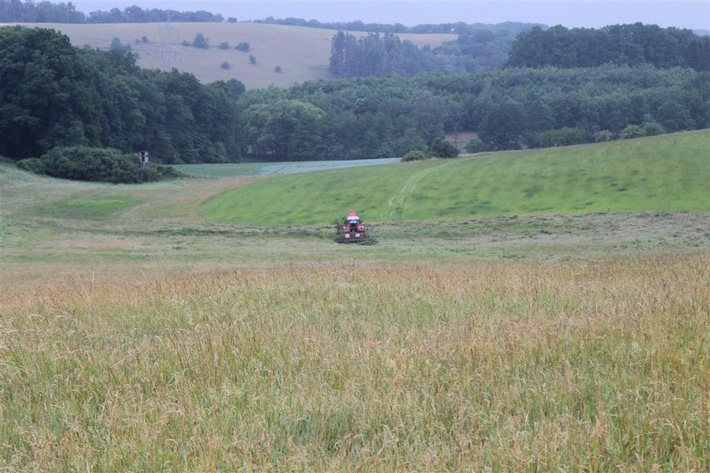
[[336, 210, 369, 243]]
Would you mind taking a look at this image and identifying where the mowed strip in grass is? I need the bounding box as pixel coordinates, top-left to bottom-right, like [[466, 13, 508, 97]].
[[1, 256, 707, 471], [201, 131, 710, 225], [44, 197, 143, 219]]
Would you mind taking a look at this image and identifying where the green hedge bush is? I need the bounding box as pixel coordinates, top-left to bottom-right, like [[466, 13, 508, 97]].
[[18, 146, 182, 184], [401, 150, 429, 162]]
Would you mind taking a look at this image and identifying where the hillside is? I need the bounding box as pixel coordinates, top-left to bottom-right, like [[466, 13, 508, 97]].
[[2, 150, 708, 472], [3, 23, 707, 165], [201, 131, 710, 225], [1, 132, 707, 277], [5, 22, 456, 88]]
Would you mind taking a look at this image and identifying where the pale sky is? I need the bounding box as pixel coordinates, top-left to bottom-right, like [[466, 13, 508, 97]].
[[72, 1, 710, 31]]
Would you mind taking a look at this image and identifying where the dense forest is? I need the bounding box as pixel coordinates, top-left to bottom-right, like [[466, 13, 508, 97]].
[[508, 24, 709, 71], [328, 30, 519, 77], [329, 24, 710, 78], [0, 26, 243, 163], [1, 16, 709, 177], [0, 1, 225, 23]]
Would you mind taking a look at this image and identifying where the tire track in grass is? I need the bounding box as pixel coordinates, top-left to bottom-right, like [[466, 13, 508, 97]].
[[387, 159, 460, 221]]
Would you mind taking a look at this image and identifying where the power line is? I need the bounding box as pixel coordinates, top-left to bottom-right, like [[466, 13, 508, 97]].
[[159, 19, 180, 70]]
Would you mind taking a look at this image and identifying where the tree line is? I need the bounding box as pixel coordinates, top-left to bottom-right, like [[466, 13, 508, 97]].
[[507, 24, 709, 71], [1, 1, 534, 35], [0, 1, 224, 23], [1, 25, 708, 178], [257, 15, 538, 36], [243, 66, 708, 158], [0, 26, 243, 165], [331, 24, 710, 79], [329, 26, 537, 76]]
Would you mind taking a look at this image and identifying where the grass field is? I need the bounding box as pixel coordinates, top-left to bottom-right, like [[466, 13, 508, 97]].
[[171, 162, 266, 178], [2, 257, 707, 471], [1, 133, 709, 471], [3, 22, 455, 88], [202, 131, 710, 225]]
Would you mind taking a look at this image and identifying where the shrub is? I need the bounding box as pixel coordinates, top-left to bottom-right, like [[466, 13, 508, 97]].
[[17, 158, 46, 174], [621, 125, 645, 140], [401, 150, 429, 162], [148, 164, 183, 182], [193, 33, 209, 49], [110, 37, 131, 52], [235, 42, 250, 52], [465, 138, 489, 153], [429, 138, 459, 158], [594, 130, 615, 142], [643, 122, 665, 136], [26, 146, 183, 184], [274, 66, 282, 73], [221, 62, 231, 70], [249, 54, 257, 65], [538, 127, 585, 147]]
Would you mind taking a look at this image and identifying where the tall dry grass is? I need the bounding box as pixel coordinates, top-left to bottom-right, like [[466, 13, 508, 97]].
[[1, 254, 708, 471]]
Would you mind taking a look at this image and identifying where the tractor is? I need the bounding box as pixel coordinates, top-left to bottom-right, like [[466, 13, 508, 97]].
[[335, 210, 369, 243]]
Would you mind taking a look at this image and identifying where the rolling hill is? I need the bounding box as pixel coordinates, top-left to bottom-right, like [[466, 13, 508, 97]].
[[5, 22, 456, 88], [201, 131, 710, 225], [1, 130, 708, 272]]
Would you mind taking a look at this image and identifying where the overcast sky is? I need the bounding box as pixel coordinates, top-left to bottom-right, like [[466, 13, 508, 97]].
[[71, 1, 710, 31]]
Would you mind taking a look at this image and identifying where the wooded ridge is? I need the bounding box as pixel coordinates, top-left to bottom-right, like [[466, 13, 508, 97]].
[[1, 18, 708, 180]]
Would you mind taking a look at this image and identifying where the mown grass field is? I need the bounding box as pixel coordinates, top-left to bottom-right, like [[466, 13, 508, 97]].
[[202, 131, 710, 225], [4, 22, 455, 88], [1, 132, 709, 471]]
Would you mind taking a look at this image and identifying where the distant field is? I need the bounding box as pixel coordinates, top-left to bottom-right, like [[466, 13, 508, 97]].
[[3, 22, 455, 88], [171, 162, 265, 177], [172, 158, 401, 178], [202, 130, 710, 225]]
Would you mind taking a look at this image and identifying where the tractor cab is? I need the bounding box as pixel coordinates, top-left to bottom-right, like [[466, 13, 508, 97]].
[[344, 210, 363, 230]]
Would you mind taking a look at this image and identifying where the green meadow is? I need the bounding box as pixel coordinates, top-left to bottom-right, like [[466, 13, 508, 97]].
[[43, 197, 143, 219], [1, 132, 709, 471], [202, 131, 710, 225]]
